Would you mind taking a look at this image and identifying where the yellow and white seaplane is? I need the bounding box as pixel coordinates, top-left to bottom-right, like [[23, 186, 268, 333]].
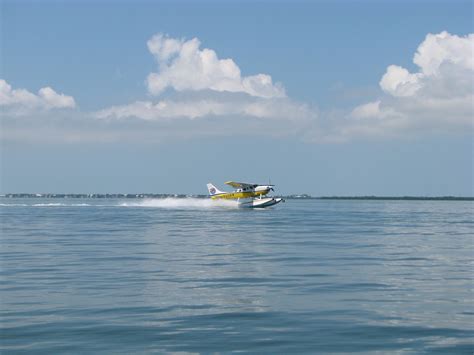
[[207, 181, 284, 208]]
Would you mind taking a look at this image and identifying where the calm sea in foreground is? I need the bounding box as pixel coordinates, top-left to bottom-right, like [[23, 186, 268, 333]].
[[1, 198, 473, 353]]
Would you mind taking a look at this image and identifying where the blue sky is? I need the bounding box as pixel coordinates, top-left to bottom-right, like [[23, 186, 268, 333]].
[[1, 0, 473, 195]]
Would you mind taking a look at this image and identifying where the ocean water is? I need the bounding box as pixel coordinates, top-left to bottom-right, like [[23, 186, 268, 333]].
[[1, 198, 473, 353]]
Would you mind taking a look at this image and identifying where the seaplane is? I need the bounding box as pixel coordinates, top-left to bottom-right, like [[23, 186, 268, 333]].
[[207, 181, 284, 208]]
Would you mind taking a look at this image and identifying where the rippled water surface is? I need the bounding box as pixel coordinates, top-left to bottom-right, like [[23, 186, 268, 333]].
[[1, 198, 473, 353]]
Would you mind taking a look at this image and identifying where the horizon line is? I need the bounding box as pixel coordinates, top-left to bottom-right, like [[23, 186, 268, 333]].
[[1, 193, 473, 201]]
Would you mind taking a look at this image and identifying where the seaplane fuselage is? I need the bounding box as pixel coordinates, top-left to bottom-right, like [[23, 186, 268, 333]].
[[209, 185, 273, 200]]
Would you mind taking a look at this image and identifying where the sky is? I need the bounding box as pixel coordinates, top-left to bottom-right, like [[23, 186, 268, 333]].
[[1, 0, 473, 196]]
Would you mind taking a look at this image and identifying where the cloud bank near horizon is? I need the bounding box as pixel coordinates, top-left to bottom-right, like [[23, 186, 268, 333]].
[[1, 31, 472, 144]]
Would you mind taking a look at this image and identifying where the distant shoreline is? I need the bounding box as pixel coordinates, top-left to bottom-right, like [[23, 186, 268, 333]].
[[316, 196, 473, 201], [1, 193, 472, 201]]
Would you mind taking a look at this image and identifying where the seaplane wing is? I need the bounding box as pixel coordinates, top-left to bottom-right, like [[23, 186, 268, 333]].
[[225, 181, 258, 189]]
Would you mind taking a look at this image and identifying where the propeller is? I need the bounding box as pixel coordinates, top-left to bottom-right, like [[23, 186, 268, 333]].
[[268, 178, 274, 191]]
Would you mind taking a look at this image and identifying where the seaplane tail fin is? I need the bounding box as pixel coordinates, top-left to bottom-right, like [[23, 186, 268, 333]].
[[207, 183, 225, 196]]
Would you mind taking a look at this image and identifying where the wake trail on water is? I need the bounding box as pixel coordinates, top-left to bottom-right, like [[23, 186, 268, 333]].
[[0, 198, 239, 209], [0, 203, 93, 207], [120, 198, 239, 209], [33, 203, 92, 207]]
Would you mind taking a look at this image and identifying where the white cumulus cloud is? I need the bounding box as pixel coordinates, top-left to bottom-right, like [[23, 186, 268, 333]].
[[38, 87, 76, 109], [379, 31, 473, 98], [146, 33, 286, 98], [379, 65, 422, 97], [346, 31, 474, 139], [0, 79, 76, 114]]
